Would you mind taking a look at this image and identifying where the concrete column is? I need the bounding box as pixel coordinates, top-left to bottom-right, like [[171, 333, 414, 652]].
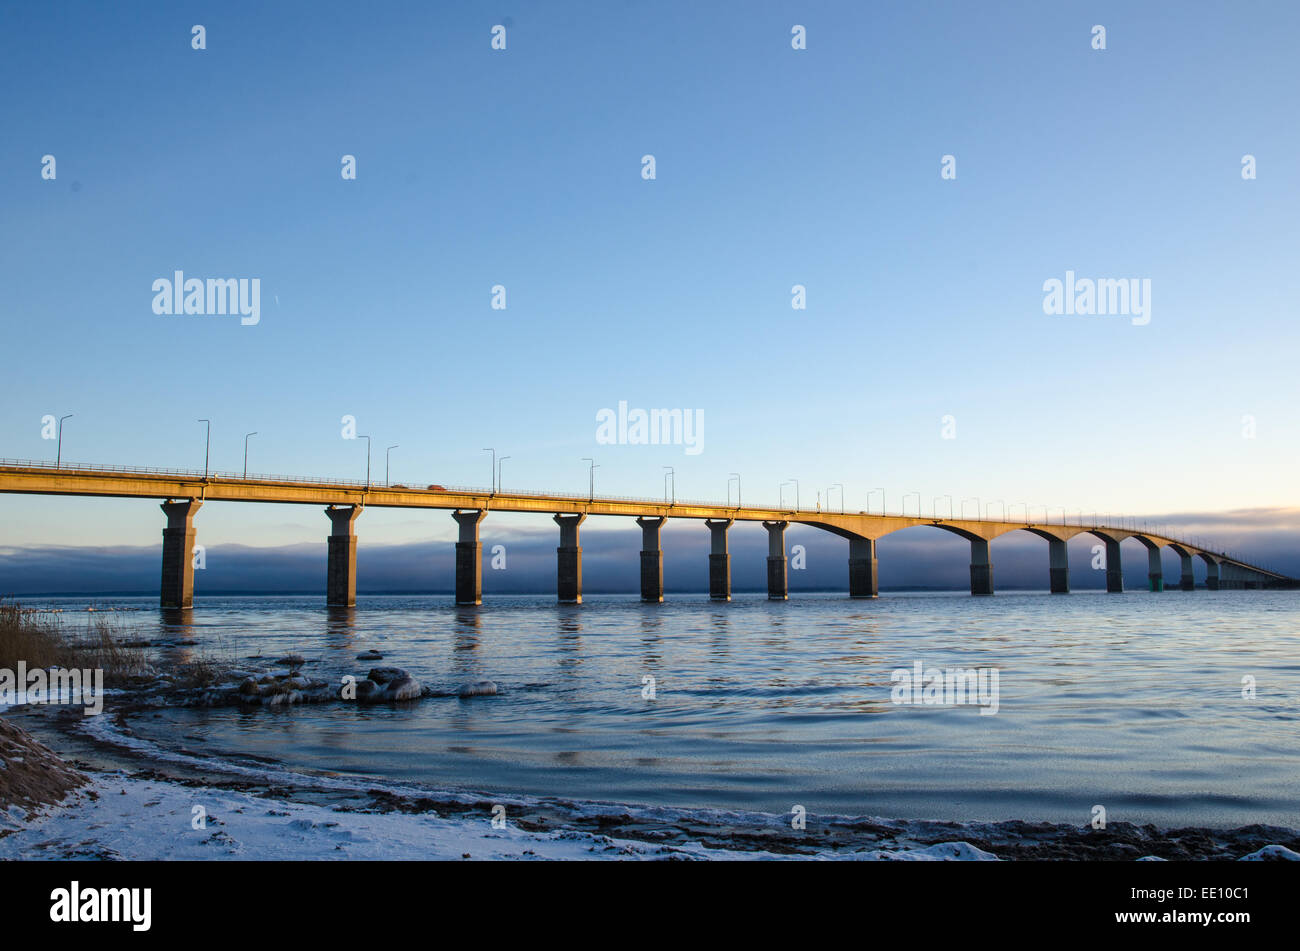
[[554, 513, 586, 603], [1205, 558, 1220, 590], [1179, 553, 1195, 591], [1104, 538, 1123, 593], [160, 499, 202, 609], [848, 536, 879, 598], [763, 521, 789, 600], [970, 537, 994, 596], [325, 504, 361, 607], [1146, 545, 1164, 592], [636, 516, 665, 602], [453, 509, 486, 605], [705, 519, 733, 601], [1048, 537, 1069, 593]]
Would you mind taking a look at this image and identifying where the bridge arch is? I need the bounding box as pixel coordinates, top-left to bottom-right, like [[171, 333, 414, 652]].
[[1196, 551, 1221, 590], [1165, 542, 1197, 591]]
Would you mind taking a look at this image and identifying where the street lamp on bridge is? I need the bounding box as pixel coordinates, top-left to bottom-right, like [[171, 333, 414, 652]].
[[582, 458, 598, 501], [198, 419, 210, 479], [663, 466, 675, 504], [482, 448, 496, 494], [243, 432, 258, 479], [497, 456, 510, 493], [56, 414, 74, 468], [868, 487, 885, 515], [386, 445, 399, 486], [727, 473, 741, 508]]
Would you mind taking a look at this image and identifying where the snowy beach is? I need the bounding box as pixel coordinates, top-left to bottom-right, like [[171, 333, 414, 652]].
[[3, 703, 1298, 862]]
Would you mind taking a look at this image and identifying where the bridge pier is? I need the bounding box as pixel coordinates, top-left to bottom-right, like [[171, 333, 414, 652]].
[[1146, 545, 1164, 592], [969, 538, 994, 595], [1104, 538, 1123, 593], [555, 513, 585, 603], [763, 521, 789, 600], [453, 509, 486, 605], [1048, 538, 1069, 593], [160, 499, 202, 609], [636, 516, 665, 602], [1205, 558, 1220, 590], [705, 519, 733, 601], [848, 536, 878, 598], [1179, 553, 1195, 591], [325, 504, 361, 606]]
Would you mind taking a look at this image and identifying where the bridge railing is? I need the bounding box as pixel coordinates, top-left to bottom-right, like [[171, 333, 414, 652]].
[[0, 458, 829, 513]]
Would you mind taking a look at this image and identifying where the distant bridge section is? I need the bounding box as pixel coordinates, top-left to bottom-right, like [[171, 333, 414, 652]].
[[1, 460, 1294, 609]]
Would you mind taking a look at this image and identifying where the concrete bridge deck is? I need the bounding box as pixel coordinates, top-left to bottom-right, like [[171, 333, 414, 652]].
[[1, 460, 1293, 608]]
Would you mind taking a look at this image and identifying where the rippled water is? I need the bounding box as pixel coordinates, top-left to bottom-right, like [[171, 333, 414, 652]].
[[33, 590, 1300, 828]]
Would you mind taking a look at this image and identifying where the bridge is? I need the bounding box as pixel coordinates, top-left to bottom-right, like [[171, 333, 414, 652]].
[[1, 460, 1294, 608]]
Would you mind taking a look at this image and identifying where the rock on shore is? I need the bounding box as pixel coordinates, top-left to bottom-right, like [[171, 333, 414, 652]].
[[237, 673, 334, 706], [351, 668, 422, 703], [458, 680, 498, 698]]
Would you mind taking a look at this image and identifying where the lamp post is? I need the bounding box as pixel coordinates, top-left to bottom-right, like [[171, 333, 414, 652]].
[[904, 490, 921, 517], [497, 456, 510, 493], [961, 496, 980, 519], [663, 466, 675, 504], [243, 432, 258, 479], [935, 495, 953, 518], [56, 414, 74, 468], [359, 434, 371, 489], [728, 473, 741, 508], [582, 458, 597, 501], [483, 448, 496, 494], [784, 479, 800, 511], [198, 419, 210, 478], [386, 445, 399, 485], [828, 483, 844, 514], [868, 487, 885, 515]]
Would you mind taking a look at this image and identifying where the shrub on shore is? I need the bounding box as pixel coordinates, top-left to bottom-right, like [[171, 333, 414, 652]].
[[0, 600, 152, 686]]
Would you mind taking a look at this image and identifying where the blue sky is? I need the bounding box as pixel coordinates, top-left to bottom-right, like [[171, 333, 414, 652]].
[[1, 1, 1297, 551]]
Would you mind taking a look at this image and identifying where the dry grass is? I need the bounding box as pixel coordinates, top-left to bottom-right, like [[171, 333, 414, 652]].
[[0, 601, 153, 685], [166, 655, 230, 690]]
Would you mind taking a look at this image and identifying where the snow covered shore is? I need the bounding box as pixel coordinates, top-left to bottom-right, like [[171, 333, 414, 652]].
[[2, 707, 1298, 862], [0, 769, 1006, 861], [0, 710, 1003, 860]]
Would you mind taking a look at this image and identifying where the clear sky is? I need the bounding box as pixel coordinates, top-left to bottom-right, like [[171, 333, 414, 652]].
[[1, 1, 1297, 551]]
